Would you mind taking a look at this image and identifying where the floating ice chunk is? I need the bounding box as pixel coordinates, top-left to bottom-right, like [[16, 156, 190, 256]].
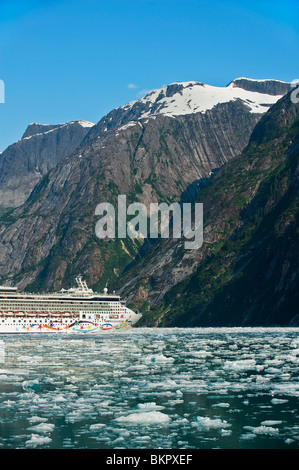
[[112, 436, 125, 444], [112, 428, 131, 438], [136, 402, 165, 411], [285, 438, 295, 445], [22, 379, 41, 391], [89, 423, 106, 430], [52, 394, 67, 402], [115, 411, 171, 425], [271, 383, 299, 397], [265, 367, 281, 374], [212, 403, 230, 408], [25, 434, 52, 447], [271, 398, 289, 404], [172, 418, 189, 425], [27, 416, 48, 424], [220, 429, 232, 436], [181, 350, 212, 358], [88, 360, 110, 366], [239, 433, 256, 441], [261, 420, 282, 426], [243, 425, 279, 435], [223, 359, 257, 371], [167, 399, 184, 406], [28, 423, 55, 433], [1, 399, 14, 408], [195, 416, 231, 429]]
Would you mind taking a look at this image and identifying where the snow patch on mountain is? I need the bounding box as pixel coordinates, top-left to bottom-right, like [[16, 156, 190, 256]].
[[121, 80, 286, 119], [76, 120, 95, 128]]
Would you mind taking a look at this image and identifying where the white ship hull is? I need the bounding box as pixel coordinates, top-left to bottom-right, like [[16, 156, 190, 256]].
[[0, 309, 141, 334], [0, 277, 142, 334]]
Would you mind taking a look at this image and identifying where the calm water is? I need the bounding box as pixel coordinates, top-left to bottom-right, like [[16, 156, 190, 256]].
[[0, 327, 298, 449]]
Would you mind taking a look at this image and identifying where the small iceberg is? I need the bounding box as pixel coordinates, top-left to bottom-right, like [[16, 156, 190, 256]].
[[22, 379, 41, 391], [195, 416, 231, 429], [115, 411, 171, 425]]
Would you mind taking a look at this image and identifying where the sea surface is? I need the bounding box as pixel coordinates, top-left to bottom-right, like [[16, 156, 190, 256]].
[[0, 327, 298, 449]]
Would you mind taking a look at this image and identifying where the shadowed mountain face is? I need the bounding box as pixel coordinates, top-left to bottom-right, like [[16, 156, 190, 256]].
[[0, 120, 94, 208], [0, 78, 297, 328], [117, 92, 299, 327]]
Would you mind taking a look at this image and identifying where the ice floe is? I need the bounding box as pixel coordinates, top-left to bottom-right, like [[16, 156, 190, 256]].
[[115, 411, 171, 425], [0, 327, 298, 448]]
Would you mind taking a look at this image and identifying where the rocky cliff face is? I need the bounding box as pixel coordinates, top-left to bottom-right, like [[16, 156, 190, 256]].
[[228, 77, 292, 96], [117, 92, 299, 327], [0, 120, 94, 208], [0, 103, 261, 291], [0, 77, 294, 321]]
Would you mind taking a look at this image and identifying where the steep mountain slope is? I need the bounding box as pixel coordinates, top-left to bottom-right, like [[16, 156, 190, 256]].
[[0, 120, 94, 208], [118, 91, 299, 327], [0, 78, 292, 297]]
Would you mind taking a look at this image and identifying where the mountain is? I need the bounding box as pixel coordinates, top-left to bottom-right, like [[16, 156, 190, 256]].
[[0, 120, 94, 209], [0, 77, 294, 309], [87, 77, 289, 139], [117, 91, 299, 327], [0, 78, 289, 210]]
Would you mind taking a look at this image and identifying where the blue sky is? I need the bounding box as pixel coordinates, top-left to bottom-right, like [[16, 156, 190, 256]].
[[0, 0, 298, 151]]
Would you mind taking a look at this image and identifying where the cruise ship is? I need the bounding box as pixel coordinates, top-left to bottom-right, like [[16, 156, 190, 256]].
[[0, 276, 142, 334]]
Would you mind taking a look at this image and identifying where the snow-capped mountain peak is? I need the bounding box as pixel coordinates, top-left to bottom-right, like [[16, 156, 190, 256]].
[[120, 78, 291, 119]]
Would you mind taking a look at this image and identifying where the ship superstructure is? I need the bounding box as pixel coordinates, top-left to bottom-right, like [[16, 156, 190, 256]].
[[0, 276, 141, 334]]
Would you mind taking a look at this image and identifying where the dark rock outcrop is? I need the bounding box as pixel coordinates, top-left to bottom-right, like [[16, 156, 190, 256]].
[[228, 77, 292, 96]]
